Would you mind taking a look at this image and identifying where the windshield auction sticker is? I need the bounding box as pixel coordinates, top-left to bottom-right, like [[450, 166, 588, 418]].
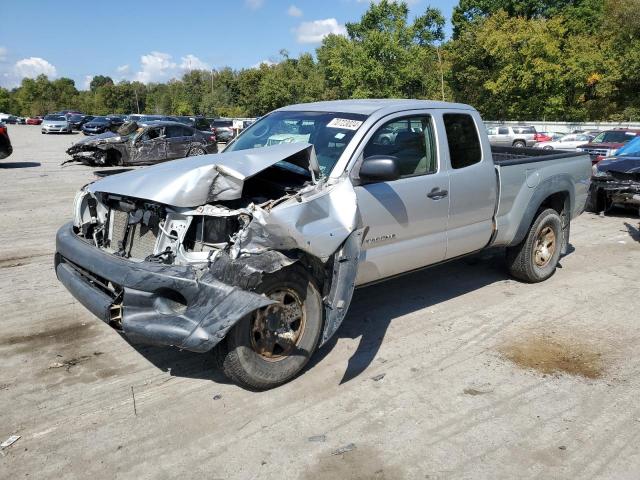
[[327, 118, 363, 130]]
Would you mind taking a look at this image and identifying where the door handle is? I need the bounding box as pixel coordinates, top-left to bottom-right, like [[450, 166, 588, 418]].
[[427, 188, 448, 200]]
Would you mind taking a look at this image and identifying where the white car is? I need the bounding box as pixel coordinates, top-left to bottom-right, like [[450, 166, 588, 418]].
[[534, 133, 593, 151], [41, 114, 72, 134]]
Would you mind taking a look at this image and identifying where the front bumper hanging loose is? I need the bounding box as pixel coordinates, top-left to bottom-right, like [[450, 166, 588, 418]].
[[55, 222, 274, 352]]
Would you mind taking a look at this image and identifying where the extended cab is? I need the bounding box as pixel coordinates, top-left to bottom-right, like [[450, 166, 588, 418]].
[[55, 100, 591, 390]]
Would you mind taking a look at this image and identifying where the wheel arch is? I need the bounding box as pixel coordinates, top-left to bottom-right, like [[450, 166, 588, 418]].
[[510, 174, 574, 247]]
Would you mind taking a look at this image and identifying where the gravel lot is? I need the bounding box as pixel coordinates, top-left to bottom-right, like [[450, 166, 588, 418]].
[[1, 125, 639, 479]]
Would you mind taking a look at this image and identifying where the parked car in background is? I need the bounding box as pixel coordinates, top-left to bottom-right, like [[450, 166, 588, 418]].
[[68, 114, 94, 131], [577, 129, 640, 164], [588, 136, 640, 214], [538, 131, 565, 141], [16, 117, 26, 125], [81, 116, 120, 135], [534, 133, 594, 151], [210, 118, 235, 142], [0, 122, 12, 159], [26, 116, 43, 125], [487, 125, 537, 147], [107, 115, 126, 127], [66, 121, 218, 166], [176, 116, 213, 133], [0, 114, 18, 124], [42, 114, 72, 134]]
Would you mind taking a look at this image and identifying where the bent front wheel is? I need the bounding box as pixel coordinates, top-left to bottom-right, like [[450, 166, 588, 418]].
[[217, 265, 323, 390]]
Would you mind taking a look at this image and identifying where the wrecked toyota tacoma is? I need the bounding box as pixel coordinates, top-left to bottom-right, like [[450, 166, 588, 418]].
[[65, 120, 217, 166], [55, 100, 592, 390]]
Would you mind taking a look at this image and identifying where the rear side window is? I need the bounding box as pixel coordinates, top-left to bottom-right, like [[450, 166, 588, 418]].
[[443, 114, 482, 169], [165, 125, 190, 138], [513, 126, 535, 134]]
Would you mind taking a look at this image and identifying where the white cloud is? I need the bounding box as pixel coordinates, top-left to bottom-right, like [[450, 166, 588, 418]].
[[252, 59, 278, 68], [82, 75, 93, 90], [13, 57, 57, 79], [287, 5, 303, 17], [245, 0, 263, 10], [131, 52, 211, 83], [295, 18, 347, 43], [0, 46, 7, 62], [116, 64, 130, 73], [180, 54, 210, 71], [134, 51, 177, 83], [1, 56, 58, 87]]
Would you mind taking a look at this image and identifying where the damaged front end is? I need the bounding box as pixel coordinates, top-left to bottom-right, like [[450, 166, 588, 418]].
[[55, 143, 363, 352], [64, 130, 131, 166], [589, 157, 640, 213]]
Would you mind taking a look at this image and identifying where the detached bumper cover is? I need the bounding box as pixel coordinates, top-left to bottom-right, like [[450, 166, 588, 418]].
[[55, 223, 273, 352]]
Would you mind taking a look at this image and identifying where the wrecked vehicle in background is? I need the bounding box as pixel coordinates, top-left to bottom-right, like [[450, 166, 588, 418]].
[[588, 136, 640, 215], [56, 100, 591, 390], [65, 121, 218, 166]]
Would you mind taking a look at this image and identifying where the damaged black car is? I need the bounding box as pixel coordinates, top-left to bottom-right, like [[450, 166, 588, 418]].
[[65, 121, 218, 166], [588, 137, 640, 215]]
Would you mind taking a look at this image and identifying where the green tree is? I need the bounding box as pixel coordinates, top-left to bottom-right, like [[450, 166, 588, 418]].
[[317, 0, 446, 99], [89, 75, 114, 92]]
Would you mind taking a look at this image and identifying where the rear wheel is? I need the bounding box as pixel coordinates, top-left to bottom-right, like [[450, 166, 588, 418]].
[[217, 265, 323, 390], [506, 208, 563, 283], [513, 140, 526, 148]]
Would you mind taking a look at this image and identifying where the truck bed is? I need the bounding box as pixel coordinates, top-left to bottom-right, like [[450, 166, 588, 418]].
[[491, 146, 585, 165]]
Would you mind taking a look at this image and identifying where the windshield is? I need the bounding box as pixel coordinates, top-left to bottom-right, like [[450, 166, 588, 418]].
[[69, 115, 83, 121], [592, 131, 636, 144], [615, 136, 640, 156], [227, 111, 367, 176], [44, 115, 65, 121], [92, 117, 109, 124]]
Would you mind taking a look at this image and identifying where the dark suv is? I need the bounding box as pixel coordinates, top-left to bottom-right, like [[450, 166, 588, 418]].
[[210, 119, 235, 142], [177, 116, 213, 133]]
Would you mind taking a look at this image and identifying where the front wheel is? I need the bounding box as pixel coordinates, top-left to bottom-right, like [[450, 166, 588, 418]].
[[506, 208, 563, 283], [217, 265, 323, 390]]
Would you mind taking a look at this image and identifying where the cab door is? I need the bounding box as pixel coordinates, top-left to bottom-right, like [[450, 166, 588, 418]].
[[353, 114, 450, 285], [440, 111, 497, 259]]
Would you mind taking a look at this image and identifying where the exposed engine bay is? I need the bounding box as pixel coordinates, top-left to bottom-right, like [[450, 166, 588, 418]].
[[68, 142, 363, 349]]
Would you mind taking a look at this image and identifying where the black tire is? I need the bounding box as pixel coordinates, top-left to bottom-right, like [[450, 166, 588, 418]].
[[506, 208, 563, 283], [218, 265, 323, 390], [513, 140, 526, 148], [187, 146, 206, 156], [543, 145, 553, 150]]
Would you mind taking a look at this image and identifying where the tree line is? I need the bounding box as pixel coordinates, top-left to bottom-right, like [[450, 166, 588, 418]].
[[0, 0, 637, 122]]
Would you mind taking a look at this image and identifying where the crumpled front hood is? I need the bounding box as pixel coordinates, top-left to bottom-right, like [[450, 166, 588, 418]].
[[88, 142, 320, 207]]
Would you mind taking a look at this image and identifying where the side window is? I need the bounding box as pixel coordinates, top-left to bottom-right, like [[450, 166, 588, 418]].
[[363, 116, 437, 177], [165, 125, 188, 138], [142, 127, 161, 141], [498, 127, 509, 135], [487, 127, 497, 135], [443, 114, 482, 169]]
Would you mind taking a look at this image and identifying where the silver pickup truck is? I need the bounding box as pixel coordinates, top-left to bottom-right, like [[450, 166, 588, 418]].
[[55, 100, 591, 390]]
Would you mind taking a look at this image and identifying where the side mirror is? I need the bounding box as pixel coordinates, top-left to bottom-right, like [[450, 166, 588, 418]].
[[358, 155, 401, 184]]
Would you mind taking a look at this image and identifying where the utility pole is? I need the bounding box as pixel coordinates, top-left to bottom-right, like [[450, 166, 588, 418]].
[[436, 45, 445, 102], [211, 69, 214, 94], [134, 88, 140, 114]]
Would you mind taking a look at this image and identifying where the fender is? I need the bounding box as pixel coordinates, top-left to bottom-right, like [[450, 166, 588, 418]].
[[509, 173, 574, 247]]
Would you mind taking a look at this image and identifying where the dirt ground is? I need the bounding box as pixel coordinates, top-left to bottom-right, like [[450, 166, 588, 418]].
[[1, 126, 639, 480]]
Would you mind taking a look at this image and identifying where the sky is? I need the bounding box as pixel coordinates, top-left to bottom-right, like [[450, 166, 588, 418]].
[[0, 0, 457, 90]]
